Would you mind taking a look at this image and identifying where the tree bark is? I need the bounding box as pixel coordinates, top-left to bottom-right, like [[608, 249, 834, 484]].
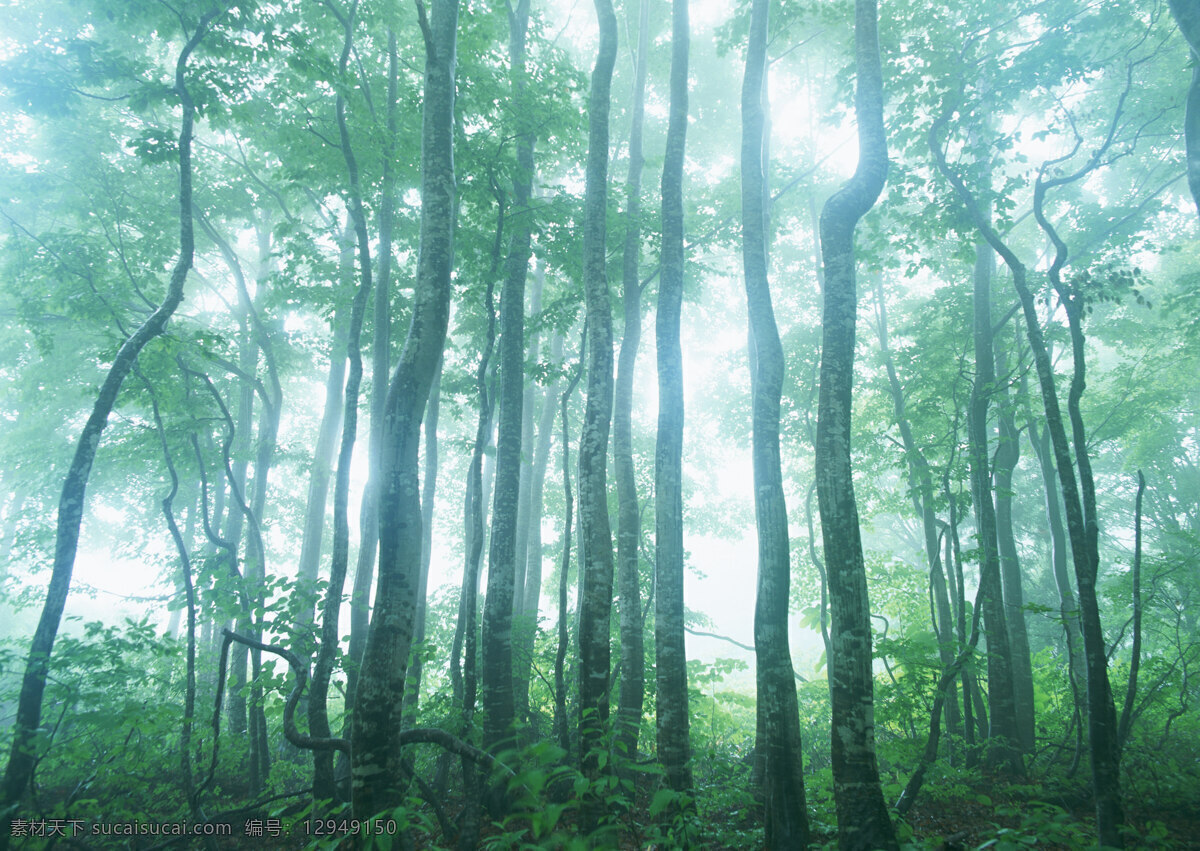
[[577, 0, 618, 828], [405, 360, 442, 719], [932, 102, 1126, 847], [993, 326, 1035, 753], [482, 0, 535, 752], [351, 0, 459, 818], [656, 0, 691, 797], [615, 0, 650, 764], [815, 0, 895, 847], [515, 324, 562, 722], [965, 240, 1023, 773], [742, 0, 808, 844], [295, 224, 353, 643]]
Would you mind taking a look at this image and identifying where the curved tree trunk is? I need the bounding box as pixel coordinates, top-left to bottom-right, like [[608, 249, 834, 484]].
[[741, 0, 808, 844], [0, 13, 220, 839], [815, 0, 895, 848], [351, 0, 459, 818]]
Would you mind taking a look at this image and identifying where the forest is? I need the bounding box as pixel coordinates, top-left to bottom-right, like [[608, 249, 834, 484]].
[[0, 0, 1198, 847]]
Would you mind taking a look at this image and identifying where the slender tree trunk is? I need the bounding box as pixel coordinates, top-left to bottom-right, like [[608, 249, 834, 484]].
[[993, 328, 1035, 753], [873, 278, 961, 746], [1118, 471, 1146, 752], [655, 0, 691, 797], [933, 106, 1126, 846], [482, 0, 535, 753], [347, 23, 401, 715], [815, 1, 895, 847], [966, 240, 1023, 773], [405, 360, 442, 718], [1024, 395, 1087, 737], [615, 0, 650, 763], [555, 340, 584, 758], [309, 199, 374, 806], [0, 14, 219, 839], [296, 225, 353, 644], [742, 0, 808, 844], [577, 0, 618, 828], [514, 273, 544, 623], [515, 325, 562, 723], [352, 0, 459, 817]]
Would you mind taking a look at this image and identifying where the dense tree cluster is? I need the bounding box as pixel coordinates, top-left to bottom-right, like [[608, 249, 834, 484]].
[[0, 0, 1197, 847]]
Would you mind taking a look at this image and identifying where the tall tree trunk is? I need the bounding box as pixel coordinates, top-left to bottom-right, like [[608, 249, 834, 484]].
[[966, 240, 1023, 773], [516, 325, 562, 722], [932, 104, 1126, 847], [577, 0, 618, 827], [741, 0, 808, 844], [296, 224, 354, 644], [351, 0, 459, 818], [993, 327, 1036, 753], [513, 273, 544, 623], [0, 13, 219, 839], [615, 0, 650, 763], [309, 201, 374, 807], [1024, 390, 1087, 740], [655, 0, 691, 796], [482, 0, 535, 753], [405, 360, 442, 718], [1118, 471, 1146, 752], [815, 1, 895, 848], [555, 337, 585, 757], [347, 23, 402, 715]]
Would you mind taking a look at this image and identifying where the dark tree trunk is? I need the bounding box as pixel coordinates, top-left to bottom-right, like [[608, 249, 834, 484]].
[[0, 14, 219, 839], [482, 0, 535, 753], [993, 328, 1036, 753], [615, 0, 650, 764], [1118, 471, 1146, 752], [932, 105, 1126, 847], [815, 1, 895, 848], [347, 23, 402, 718], [655, 0, 691, 796], [577, 0, 618, 827], [351, 0, 459, 818], [966, 240, 1023, 773], [742, 0, 808, 844], [309, 199, 373, 807]]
